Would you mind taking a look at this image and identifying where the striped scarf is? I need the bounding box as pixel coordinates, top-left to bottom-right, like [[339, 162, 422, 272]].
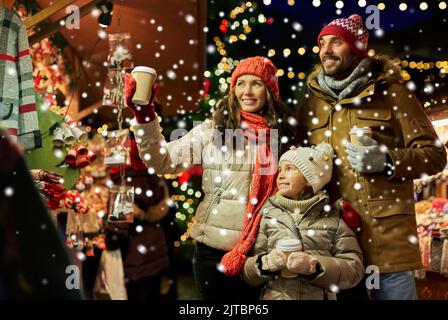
[[0, 7, 41, 150]]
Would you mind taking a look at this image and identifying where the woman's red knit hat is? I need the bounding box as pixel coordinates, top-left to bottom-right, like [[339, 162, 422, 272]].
[[230, 56, 279, 99]]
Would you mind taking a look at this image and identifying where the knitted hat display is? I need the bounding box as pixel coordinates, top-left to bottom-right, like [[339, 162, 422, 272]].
[[317, 14, 369, 59], [230, 56, 279, 99], [279, 143, 334, 193]]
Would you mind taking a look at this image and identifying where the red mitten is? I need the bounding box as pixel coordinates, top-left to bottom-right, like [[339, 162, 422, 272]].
[[337, 199, 361, 230], [124, 73, 158, 123]]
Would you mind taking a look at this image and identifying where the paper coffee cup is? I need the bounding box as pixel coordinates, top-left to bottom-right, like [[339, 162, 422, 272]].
[[131, 66, 157, 105], [276, 238, 302, 278], [350, 127, 372, 146]]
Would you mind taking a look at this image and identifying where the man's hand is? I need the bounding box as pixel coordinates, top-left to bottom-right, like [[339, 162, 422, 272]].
[[345, 135, 388, 173]]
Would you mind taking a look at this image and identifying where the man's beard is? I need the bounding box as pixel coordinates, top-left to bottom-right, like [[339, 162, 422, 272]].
[[322, 55, 356, 80]]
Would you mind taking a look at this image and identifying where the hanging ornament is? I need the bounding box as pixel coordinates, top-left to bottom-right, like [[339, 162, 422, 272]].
[[106, 33, 134, 70]]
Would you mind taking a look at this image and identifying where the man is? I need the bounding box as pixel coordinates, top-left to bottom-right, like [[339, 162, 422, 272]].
[[297, 14, 447, 300]]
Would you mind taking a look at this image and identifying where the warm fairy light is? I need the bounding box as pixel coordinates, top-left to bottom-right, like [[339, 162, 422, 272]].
[[378, 3, 386, 10], [268, 49, 276, 57], [440, 2, 447, 9], [312, 46, 320, 54], [420, 2, 428, 10], [399, 3, 407, 11], [298, 47, 306, 55]]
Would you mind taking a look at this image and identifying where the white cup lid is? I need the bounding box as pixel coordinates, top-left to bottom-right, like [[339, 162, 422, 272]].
[[350, 126, 372, 134], [132, 66, 157, 75], [276, 238, 302, 251]]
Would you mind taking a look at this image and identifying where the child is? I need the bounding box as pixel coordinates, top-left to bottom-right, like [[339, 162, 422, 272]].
[[242, 143, 364, 300]]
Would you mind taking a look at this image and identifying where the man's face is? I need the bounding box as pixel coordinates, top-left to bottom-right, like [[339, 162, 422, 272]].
[[319, 35, 359, 79]]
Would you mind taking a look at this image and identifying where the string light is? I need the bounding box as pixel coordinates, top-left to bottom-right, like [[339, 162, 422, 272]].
[[420, 2, 428, 10]]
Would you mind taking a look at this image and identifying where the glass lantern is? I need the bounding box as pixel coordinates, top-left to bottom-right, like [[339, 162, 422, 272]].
[[102, 70, 120, 106], [106, 33, 134, 71]]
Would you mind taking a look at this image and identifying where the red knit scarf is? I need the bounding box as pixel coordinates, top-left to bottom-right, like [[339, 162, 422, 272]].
[[220, 110, 278, 276]]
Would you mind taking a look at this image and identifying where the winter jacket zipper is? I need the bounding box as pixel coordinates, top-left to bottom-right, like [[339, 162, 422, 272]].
[[203, 189, 223, 225]]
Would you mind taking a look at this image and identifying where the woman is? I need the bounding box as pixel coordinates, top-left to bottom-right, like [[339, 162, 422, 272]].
[[124, 56, 296, 300]]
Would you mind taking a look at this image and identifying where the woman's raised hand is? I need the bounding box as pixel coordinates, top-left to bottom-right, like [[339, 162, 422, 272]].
[[124, 73, 158, 123]]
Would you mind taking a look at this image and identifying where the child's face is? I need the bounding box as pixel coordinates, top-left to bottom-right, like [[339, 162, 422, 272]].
[[277, 161, 309, 199]]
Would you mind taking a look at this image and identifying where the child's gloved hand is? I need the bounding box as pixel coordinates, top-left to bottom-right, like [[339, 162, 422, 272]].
[[124, 73, 159, 123], [261, 249, 287, 272], [286, 252, 318, 275]]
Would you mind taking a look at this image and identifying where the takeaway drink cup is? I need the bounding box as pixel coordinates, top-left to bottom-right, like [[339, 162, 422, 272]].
[[276, 238, 302, 278], [349, 127, 373, 146], [131, 66, 157, 105]]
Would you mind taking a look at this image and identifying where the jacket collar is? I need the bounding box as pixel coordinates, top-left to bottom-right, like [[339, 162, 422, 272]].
[[264, 192, 330, 219], [307, 54, 404, 105]]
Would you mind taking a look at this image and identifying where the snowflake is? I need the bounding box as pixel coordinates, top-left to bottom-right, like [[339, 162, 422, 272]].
[[136, 225, 143, 233], [329, 284, 340, 293], [216, 263, 225, 273], [76, 252, 86, 261], [4, 186, 14, 197], [137, 244, 148, 254], [408, 235, 418, 245]]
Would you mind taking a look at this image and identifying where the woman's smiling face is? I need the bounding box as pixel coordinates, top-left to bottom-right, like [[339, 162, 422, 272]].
[[234, 74, 267, 113]]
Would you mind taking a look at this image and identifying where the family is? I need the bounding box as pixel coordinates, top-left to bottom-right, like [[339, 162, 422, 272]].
[[124, 14, 446, 300]]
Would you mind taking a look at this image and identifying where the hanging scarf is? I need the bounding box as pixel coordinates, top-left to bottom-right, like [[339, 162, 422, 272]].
[[220, 110, 278, 276], [317, 58, 371, 100]]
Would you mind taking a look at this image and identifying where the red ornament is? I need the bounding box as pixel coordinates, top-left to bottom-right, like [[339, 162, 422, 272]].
[[338, 199, 361, 230], [202, 79, 211, 97], [219, 19, 229, 34]]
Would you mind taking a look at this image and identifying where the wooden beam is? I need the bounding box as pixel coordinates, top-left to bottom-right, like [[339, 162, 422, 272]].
[[24, 0, 79, 30], [28, 0, 98, 45], [73, 100, 102, 121], [0, 0, 16, 9]]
